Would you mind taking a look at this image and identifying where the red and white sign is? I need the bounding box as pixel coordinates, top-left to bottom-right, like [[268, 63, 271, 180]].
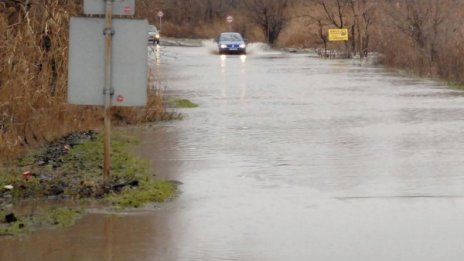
[[226, 15, 233, 23], [158, 11, 164, 18], [123, 6, 132, 15], [116, 95, 124, 102]]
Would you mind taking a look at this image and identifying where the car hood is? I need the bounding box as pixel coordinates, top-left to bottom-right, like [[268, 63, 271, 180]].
[[219, 40, 245, 45]]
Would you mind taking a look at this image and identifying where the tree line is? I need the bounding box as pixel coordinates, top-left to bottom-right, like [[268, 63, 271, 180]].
[[0, 0, 169, 160], [141, 0, 464, 83]]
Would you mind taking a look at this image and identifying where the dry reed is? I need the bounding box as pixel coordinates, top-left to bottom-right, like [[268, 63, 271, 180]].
[[0, 0, 168, 161]]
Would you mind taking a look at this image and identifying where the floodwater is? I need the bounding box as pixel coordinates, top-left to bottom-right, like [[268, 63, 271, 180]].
[[2, 43, 464, 261]]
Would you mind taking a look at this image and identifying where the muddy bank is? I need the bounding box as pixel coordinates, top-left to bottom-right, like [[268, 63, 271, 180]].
[[0, 131, 177, 236]]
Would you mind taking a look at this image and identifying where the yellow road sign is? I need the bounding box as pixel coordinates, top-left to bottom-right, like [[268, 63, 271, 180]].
[[328, 29, 349, 41]]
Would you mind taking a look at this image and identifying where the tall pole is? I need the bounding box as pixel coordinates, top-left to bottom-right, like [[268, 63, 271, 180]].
[[158, 11, 164, 32], [103, 0, 114, 180], [357, 0, 363, 57]]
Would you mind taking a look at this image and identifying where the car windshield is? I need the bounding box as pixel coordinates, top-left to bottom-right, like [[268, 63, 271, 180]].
[[220, 33, 243, 41]]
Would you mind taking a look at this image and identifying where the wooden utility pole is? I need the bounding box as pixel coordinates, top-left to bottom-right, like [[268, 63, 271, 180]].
[[103, 0, 114, 179]]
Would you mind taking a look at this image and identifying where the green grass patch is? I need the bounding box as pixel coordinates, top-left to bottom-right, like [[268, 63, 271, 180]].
[[44, 207, 82, 227], [0, 131, 178, 236], [0, 209, 25, 236], [168, 97, 198, 108], [0, 167, 42, 199], [447, 82, 464, 90], [2, 133, 176, 202], [107, 179, 177, 208], [0, 207, 82, 236], [61, 134, 148, 180], [0, 172, 19, 190], [0, 220, 26, 236]]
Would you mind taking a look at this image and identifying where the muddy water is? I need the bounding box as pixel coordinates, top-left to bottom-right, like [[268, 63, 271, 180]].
[[3, 44, 464, 261]]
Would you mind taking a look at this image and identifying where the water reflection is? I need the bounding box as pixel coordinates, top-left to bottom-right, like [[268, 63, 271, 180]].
[[104, 216, 114, 261], [218, 54, 249, 103], [155, 45, 161, 66], [220, 54, 226, 73], [219, 54, 247, 67], [240, 54, 247, 63]]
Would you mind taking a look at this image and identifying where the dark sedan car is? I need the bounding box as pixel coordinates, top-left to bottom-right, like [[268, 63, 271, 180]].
[[216, 32, 246, 55]]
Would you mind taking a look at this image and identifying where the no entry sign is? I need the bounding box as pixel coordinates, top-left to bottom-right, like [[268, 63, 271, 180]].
[[226, 16, 233, 23]]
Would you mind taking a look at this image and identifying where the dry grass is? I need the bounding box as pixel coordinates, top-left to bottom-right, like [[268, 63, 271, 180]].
[[158, 12, 265, 43], [0, 0, 168, 161], [277, 19, 315, 48], [160, 21, 231, 39]]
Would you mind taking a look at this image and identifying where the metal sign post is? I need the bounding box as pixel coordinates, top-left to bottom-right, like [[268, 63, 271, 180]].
[[158, 11, 164, 32], [226, 15, 233, 31], [70, 0, 146, 181], [103, 0, 114, 179]]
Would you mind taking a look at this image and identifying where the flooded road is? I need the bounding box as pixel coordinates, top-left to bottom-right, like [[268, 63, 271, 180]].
[[3, 44, 464, 260]]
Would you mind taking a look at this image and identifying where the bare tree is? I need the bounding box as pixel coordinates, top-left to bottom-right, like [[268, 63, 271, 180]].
[[349, 0, 376, 57], [316, 18, 330, 56], [383, 0, 459, 72], [315, 0, 351, 28], [359, 1, 376, 56], [295, 3, 330, 56], [138, 0, 237, 34], [136, 0, 164, 25], [241, 0, 293, 45], [202, 0, 230, 22], [312, 0, 354, 57]]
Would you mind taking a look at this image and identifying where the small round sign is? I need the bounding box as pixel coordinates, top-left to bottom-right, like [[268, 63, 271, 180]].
[[123, 6, 132, 14], [226, 15, 233, 23], [158, 11, 164, 17], [116, 95, 124, 102]]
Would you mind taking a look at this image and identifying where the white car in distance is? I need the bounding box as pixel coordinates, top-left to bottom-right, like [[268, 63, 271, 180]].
[[148, 25, 160, 45]]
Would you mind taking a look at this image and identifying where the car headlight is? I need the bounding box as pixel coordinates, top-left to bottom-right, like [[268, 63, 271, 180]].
[[156, 34, 160, 39], [239, 44, 246, 48], [220, 44, 227, 48]]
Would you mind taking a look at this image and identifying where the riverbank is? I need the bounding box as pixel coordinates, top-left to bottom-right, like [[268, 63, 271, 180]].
[[0, 130, 177, 236]]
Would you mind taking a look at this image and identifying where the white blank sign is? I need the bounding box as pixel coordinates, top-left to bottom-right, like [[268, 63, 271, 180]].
[[68, 17, 148, 107], [84, 0, 135, 16]]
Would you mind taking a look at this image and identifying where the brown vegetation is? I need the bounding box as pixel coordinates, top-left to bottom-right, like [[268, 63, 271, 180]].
[[377, 0, 464, 82], [0, 0, 169, 161], [146, 0, 464, 83], [241, 0, 293, 45]]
